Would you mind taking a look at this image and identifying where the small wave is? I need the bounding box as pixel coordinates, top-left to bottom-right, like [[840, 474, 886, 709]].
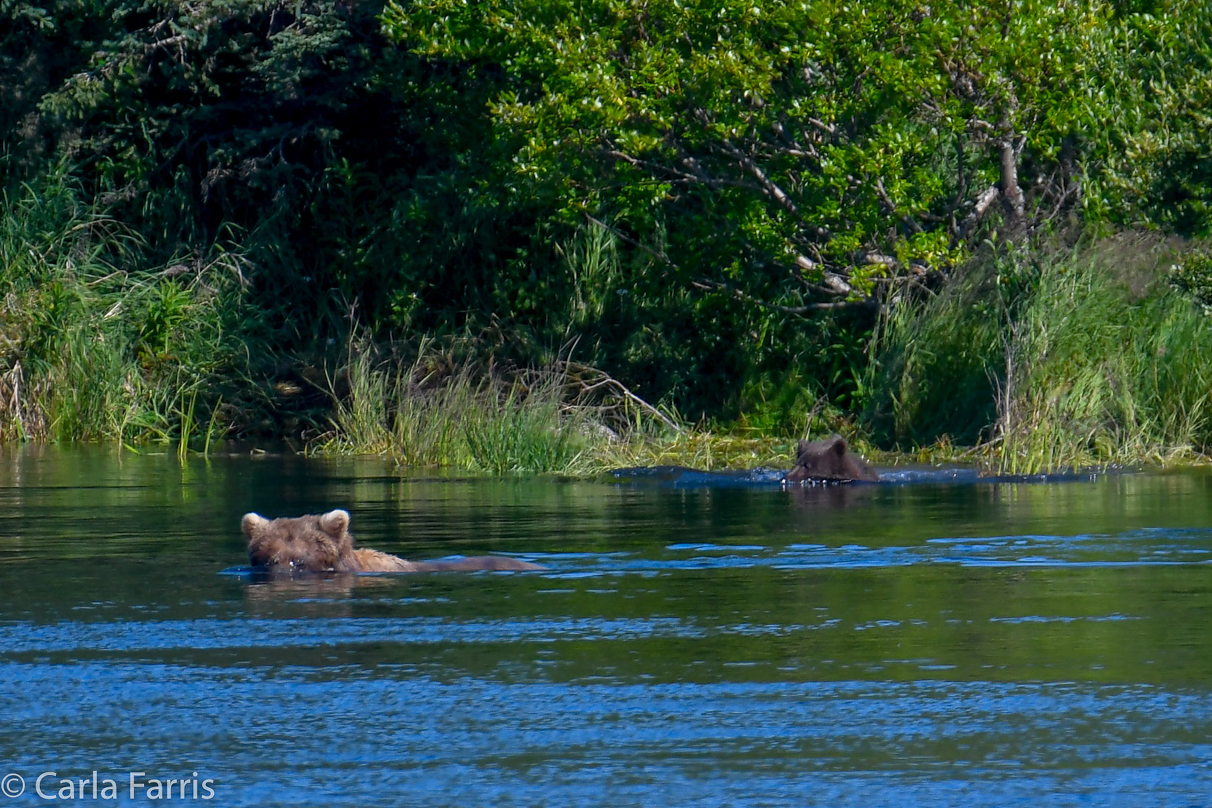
[[611, 466, 789, 487], [877, 468, 983, 484], [611, 464, 1117, 489], [536, 528, 1212, 572]]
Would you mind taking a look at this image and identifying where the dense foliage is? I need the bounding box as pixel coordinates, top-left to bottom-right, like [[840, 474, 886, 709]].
[[2, 0, 1211, 461]]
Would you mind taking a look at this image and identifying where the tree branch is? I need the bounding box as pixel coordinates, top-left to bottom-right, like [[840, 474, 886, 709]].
[[564, 363, 684, 434], [960, 185, 1001, 238], [718, 140, 799, 217], [585, 216, 873, 315], [999, 137, 1025, 222], [874, 177, 923, 234], [691, 277, 881, 314]]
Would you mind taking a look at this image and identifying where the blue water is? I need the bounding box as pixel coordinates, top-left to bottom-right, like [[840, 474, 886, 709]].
[[3, 447, 1212, 806]]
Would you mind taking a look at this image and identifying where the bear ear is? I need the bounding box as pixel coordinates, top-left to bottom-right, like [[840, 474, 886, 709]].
[[830, 436, 848, 456], [241, 512, 268, 538], [319, 509, 351, 536]]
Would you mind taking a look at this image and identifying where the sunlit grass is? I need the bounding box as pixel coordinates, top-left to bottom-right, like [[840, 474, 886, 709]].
[[590, 432, 794, 472], [868, 234, 1212, 474], [319, 340, 813, 475], [991, 245, 1212, 473], [321, 344, 592, 474], [0, 170, 249, 452]]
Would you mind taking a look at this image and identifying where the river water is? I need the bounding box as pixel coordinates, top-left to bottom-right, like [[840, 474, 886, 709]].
[[2, 447, 1212, 806]]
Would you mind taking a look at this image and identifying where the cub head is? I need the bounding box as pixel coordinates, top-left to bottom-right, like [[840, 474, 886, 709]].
[[785, 435, 879, 483], [241, 509, 359, 572]]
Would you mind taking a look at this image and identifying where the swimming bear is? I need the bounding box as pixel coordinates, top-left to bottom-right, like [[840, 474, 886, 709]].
[[783, 435, 880, 484], [241, 509, 544, 573]]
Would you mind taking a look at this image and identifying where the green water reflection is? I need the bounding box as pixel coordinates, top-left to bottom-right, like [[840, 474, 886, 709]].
[[2, 446, 1211, 688]]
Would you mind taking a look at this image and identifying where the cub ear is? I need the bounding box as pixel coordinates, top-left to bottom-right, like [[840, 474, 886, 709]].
[[319, 509, 351, 536], [241, 512, 268, 538]]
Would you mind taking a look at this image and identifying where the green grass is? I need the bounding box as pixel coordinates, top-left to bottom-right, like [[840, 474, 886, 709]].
[[992, 241, 1212, 472], [867, 234, 1212, 473], [318, 339, 815, 474], [0, 172, 814, 473], [320, 343, 593, 474], [0, 170, 249, 451]]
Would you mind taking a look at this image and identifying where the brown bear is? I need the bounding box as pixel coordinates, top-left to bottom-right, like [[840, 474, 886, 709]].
[[241, 509, 545, 573], [783, 435, 880, 484]]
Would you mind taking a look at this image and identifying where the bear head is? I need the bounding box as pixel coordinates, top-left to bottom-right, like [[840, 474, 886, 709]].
[[784, 435, 879, 483], [241, 509, 361, 572]]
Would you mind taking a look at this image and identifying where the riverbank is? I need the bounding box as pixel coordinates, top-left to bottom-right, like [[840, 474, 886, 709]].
[[4, 178, 1212, 475], [231, 234, 1212, 477]]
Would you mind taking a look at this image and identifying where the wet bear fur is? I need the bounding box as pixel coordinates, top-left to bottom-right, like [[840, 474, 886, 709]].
[[241, 509, 544, 573], [783, 435, 880, 484]]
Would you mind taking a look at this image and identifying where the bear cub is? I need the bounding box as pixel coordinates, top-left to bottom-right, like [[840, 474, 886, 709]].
[[783, 435, 880, 484], [242, 509, 544, 573]]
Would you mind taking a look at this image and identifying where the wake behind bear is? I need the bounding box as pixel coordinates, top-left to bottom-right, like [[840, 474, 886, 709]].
[[242, 509, 544, 573]]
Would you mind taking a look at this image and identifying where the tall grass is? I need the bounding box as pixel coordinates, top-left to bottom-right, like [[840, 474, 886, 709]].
[[319, 340, 805, 474], [321, 344, 593, 474], [0, 169, 248, 450], [868, 235, 1212, 472]]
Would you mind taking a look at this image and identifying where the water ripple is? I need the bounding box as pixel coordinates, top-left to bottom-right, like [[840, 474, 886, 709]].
[[2, 668, 1210, 808], [604, 528, 1212, 570], [0, 614, 836, 655]]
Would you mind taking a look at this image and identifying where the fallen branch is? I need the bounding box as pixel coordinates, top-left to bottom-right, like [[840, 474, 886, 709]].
[[563, 362, 684, 434]]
